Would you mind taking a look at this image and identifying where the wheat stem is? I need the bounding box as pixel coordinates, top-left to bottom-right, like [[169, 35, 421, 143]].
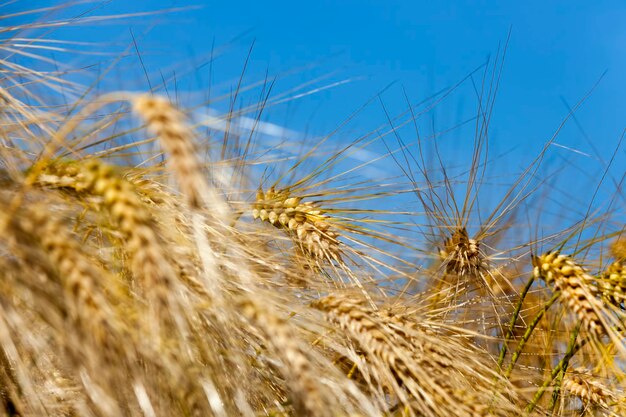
[[504, 291, 560, 378], [497, 274, 535, 370], [525, 324, 582, 414]]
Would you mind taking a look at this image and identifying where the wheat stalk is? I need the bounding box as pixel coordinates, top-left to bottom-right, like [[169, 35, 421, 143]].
[[132, 94, 233, 298]]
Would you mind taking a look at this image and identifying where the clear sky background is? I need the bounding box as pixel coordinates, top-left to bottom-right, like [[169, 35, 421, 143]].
[[4, 1, 626, 241], [81, 0, 625, 151]]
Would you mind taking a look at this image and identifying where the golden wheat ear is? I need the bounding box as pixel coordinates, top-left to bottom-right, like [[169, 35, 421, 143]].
[[598, 261, 626, 308], [37, 160, 178, 309], [238, 297, 338, 417], [533, 251, 605, 337], [2, 204, 123, 350], [130, 94, 235, 298], [253, 186, 342, 262], [439, 227, 486, 277], [132, 94, 229, 218], [0, 201, 138, 416], [312, 293, 523, 417], [562, 368, 616, 410], [611, 233, 626, 261]]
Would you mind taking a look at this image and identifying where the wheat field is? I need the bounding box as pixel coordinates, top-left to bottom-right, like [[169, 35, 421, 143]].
[[0, 3, 625, 417]]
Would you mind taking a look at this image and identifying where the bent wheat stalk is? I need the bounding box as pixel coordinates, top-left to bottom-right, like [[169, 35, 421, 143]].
[[132, 94, 230, 297]]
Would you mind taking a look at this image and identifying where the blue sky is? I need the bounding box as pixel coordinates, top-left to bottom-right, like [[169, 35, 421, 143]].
[[107, 0, 625, 150], [5, 1, 626, 244]]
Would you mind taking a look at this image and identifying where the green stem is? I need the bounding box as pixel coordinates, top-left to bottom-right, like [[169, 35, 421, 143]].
[[548, 368, 565, 413], [497, 275, 535, 370], [525, 325, 582, 415], [504, 291, 560, 378]]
